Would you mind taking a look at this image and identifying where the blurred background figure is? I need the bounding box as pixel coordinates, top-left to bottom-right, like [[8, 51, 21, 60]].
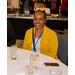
[[61, 0, 68, 16], [29, 0, 34, 14], [19, 0, 25, 14], [24, 0, 30, 13], [7, 20, 16, 46], [46, 0, 61, 14]]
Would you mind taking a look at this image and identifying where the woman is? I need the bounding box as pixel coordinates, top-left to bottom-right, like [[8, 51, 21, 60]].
[[23, 10, 60, 61]]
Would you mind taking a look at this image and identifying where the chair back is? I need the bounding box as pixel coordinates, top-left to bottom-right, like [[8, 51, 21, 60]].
[[56, 32, 68, 65]]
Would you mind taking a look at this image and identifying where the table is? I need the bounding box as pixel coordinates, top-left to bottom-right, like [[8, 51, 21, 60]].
[[7, 47, 68, 75], [7, 14, 68, 21]]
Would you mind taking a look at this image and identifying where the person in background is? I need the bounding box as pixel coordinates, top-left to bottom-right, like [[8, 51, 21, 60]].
[[61, 0, 68, 16], [19, 0, 25, 14], [29, 0, 34, 14], [24, 0, 30, 12], [47, 0, 61, 14], [7, 20, 16, 46], [23, 10, 60, 61]]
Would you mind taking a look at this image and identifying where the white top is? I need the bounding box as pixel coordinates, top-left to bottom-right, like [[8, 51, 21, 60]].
[[7, 47, 68, 75], [32, 38, 41, 53]]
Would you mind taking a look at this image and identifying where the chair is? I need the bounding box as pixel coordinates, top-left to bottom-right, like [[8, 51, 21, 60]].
[[16, 39, 24, 48], [56, 32, 68, 65]]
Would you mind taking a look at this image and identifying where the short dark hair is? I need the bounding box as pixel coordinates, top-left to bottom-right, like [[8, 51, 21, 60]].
[[34, 10, 46, 19]]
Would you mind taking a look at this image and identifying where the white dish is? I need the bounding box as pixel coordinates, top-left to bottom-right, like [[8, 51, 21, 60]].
[[51, 14, 59, 18], [24, 11, 30, 14]]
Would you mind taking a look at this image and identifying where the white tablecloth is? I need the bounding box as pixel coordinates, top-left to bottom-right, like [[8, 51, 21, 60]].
[[7, 47, 68, 75]]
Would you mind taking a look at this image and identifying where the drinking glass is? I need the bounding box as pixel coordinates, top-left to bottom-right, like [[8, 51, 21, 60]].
[[10, 45, 18, 60], [25, 65, 36, 75], [30, 53, 39, 68], [49, 68, 62, 75]]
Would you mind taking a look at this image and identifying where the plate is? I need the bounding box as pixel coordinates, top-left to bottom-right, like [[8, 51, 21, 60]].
[[51, 14, 59, 18]]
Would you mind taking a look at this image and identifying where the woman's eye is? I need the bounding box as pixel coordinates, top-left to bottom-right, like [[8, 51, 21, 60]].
[[34, 18, 43, 20], [34, 18, 37, 20], [40, 19, 43, 20]]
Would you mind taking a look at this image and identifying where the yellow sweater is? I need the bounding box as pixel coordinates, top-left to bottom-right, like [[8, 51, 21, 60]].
[[23, 25, 60, 61]]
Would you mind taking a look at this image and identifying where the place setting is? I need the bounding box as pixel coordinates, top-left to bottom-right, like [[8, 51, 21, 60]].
[[8, 45, 63, 75]]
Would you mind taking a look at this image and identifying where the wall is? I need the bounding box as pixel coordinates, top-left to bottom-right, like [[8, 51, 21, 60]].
[[7, 0, 19, 7], [7, 0, 11, 5], [11, 0, 19, 7]]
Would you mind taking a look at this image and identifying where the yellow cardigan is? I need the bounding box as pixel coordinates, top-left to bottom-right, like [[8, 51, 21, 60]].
[[23, 25, 60, 61]]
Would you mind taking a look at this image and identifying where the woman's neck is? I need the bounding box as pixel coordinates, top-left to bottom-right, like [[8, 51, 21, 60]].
[[35, 27, 44, 38], [36, 27, 44, 32]]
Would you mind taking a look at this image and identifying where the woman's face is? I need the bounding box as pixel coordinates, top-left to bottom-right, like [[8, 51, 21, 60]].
[[33, 12, 47, 29]]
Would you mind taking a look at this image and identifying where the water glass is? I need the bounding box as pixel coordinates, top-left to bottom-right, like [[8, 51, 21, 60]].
[[25, 65, 36, 75], [30, 53, 39, 68], [49, 68, 62, 75], [10, 45, 18, 60]]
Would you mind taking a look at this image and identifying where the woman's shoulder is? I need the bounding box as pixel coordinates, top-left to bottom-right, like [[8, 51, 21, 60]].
[[26, 27, 34, 33], [45, 25, 56, 35], [45, 25, 54, 32]]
